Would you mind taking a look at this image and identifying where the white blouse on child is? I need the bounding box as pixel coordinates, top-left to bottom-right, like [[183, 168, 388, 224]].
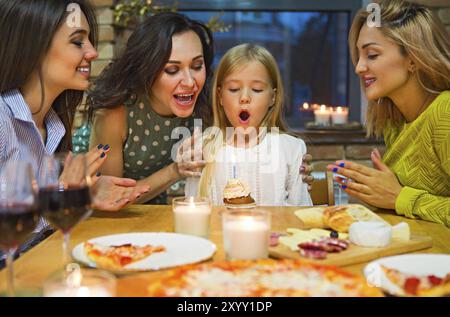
[[195, 132, 313, 206]]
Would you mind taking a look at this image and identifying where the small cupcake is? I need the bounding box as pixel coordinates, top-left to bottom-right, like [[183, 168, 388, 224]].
[[223, 178, 255, 206]]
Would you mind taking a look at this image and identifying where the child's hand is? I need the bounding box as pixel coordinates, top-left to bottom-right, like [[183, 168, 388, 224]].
[[300, 153, 314, 191]]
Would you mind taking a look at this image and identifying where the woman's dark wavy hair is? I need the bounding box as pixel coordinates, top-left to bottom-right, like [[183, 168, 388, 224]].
[[87, 12, 214, 125], [0, 0, 98, 151]]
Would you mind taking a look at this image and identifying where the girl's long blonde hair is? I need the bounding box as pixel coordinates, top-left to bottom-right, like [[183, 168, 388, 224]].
[[348, 0, 450, 137], [198, 43, 288, 197]]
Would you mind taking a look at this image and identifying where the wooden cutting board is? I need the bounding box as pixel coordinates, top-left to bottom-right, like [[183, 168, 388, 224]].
[[269, 235, 433, 267]]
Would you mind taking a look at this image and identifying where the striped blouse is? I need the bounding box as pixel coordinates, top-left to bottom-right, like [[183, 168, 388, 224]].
[[0, 89, 66, 233]]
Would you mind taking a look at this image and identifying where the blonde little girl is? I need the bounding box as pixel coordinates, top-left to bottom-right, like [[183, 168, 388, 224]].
[[185, 43, 312, 206]]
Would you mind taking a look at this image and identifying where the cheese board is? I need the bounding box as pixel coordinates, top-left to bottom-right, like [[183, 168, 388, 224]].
[[269, 205, 433, 267]]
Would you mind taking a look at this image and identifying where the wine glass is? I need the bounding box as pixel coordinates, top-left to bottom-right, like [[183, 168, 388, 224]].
[[38, 153, 92, 267], [0, 161, 39, 296]]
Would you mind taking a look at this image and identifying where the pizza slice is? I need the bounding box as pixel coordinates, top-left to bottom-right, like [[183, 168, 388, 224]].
[[84, 242, 166, 270], [381, 265, 450, 296]]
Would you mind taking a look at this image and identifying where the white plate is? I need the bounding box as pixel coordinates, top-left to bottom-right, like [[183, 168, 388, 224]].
[[72, 232, 216, 272], [363, 253, 450, 296]]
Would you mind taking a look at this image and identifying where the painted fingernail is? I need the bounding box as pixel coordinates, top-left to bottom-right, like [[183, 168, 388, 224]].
[[95, 172, 101, 177], [333, 167, 338, 173], [339, 162, 345, 167], [100, 152, 106, 158], [103, 144, 110, 151], [97, 144, 103, 149], [341, 185, 347, 190]]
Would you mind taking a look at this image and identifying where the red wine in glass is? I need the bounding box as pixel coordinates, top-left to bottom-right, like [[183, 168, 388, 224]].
[[38, 153, 92, 267], [39, 186, 92, 234], [0, 203, 39, 251], [0, 160, 38, 296]]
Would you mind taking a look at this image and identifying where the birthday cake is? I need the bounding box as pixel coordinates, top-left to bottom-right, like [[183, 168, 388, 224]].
[[223, 178, 255, 206]]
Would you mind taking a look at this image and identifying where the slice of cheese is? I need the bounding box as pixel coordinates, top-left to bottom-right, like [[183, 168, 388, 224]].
[[349, 221, 392, 248], [280, 228, 335, 251], [392, 222, 410, 241]]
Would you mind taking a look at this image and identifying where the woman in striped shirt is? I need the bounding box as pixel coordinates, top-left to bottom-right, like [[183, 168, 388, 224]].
[[328, 0, 450, 226], [0, 0, 150, 257]]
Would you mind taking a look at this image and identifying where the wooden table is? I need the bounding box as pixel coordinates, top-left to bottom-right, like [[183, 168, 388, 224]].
[[1, 205, 449, 296]]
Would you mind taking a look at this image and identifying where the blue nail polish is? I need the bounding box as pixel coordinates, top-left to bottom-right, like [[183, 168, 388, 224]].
[[341, 185, 347, 190], [333, 167, 338, 173], [97, 144, 103, 149], [339, 162, 345, 168], [103, 144, 110, 151], [100, 152, 106, 158], [95, 172, 101, 177]]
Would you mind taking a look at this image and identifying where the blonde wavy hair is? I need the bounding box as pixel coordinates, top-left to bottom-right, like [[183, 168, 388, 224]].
[[348, 0, 450, 137], [198, 43, 288, 197]]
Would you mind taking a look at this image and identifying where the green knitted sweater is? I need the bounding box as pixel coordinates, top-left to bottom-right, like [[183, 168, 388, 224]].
[[383, 91, 450, 227]]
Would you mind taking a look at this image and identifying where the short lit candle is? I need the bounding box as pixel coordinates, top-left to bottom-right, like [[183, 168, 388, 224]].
[[43, 267, 115, 297], [314, 105, 331, 126], [222, 210, 270, 260], [331, 106, 349, 125], [173, 197, 211, 238]]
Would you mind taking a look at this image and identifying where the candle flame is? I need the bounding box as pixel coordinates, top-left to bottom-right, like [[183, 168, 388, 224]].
[[337, 107, 343, 113], [320, 105, 327, 112], [302, 102, 309, 110]]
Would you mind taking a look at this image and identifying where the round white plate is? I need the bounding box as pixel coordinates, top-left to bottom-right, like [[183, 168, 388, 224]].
[[363, 253, 450, 296], [72, 232, 216, 272]]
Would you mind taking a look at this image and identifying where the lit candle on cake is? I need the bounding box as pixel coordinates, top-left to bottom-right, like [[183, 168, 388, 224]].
[[314, 105, 331, 126], [222, 209, 270, 260], [331, 106, 349, 125]]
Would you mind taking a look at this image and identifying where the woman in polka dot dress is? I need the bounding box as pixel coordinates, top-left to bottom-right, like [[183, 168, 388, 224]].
[[87, 13, 213, 204]]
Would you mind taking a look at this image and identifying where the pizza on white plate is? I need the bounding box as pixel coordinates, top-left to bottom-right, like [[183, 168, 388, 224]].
[[84, 242, 166, 270], [381, 265, 450, 297]]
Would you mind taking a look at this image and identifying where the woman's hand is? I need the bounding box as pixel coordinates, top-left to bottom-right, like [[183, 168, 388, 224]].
[[91, 176, 150, 211], [326, 150, 402, 209], [85, 144, 110, 183], [300, 153, 314, 191], [175, 128, 205, 178]]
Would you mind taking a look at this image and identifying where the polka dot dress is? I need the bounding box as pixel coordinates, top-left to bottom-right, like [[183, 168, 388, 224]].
[[123, 97, 194, 204], [72, 123, 91, 154]]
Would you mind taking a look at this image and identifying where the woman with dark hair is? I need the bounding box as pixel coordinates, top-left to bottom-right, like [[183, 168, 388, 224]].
[[88, 12, 314, 204], [0, 0, 149, 256], [88, 12, 215, 204]]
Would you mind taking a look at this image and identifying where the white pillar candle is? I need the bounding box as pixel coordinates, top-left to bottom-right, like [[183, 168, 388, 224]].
[[173, 197, 211, 238], [222, 211, 270, 260], [43, 267, 116, 297], [44, 285, 113, 297], [331, 106, 349, 125], [314, 105, 331, 125]]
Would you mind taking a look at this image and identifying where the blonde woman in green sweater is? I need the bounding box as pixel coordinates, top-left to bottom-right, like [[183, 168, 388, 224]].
[[328, 0, 450, 226]]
